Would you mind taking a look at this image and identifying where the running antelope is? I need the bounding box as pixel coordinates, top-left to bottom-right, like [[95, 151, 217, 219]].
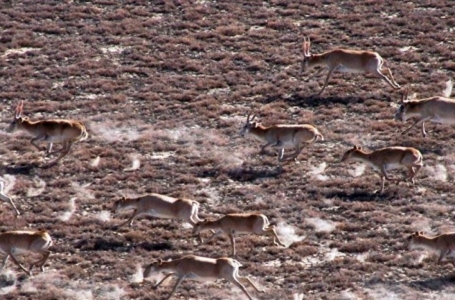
[[143, 255, 264, 300], [394, 87, 455, 137], [0, 179, 20, 216], [0, 230, 53, 275], [239, 113, 324, 162], [113, 193, 203, 228], [408, 231, 455, 266], [192, 213, 286, 256], [301, 36, 400, 95], [6, 101, 88, 165], [341, 146, 423, 193]]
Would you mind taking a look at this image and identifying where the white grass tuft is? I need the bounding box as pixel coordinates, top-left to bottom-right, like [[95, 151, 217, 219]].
[[424, 164, 447, 182], [325, 248, 346, 261], [95, 210, 111, 222], [254, 197, 266, 205], [98, 284, 127, 300], [356, 252, 369, 263], [1, 175, 16, 194], [398, 46, 418, 53], [309, 162, 329, 180], [293, 293, 304, 300], [275, 222, 305, 247], [348, 164, 365, 177], [443, 79, 453, 98], [63, 288, 93, 300], [124, 154, 141, 172], [59, 197, 76, 222], [340, 289, 362, 300], [20, 271, 127, 300], [199, 187, 221, 205], [305, 217, 337, 233], [0, 269, 17, 295], [128, 264, 144, 284], [72, 182, 95, 200], [364, 284, 406, 300], [90, 123, 141, 142], [26, 177, 46, 197], [143, 271, 166, 286], [309, 162, 326, 175], [90, 156, 100, 167], [149, 151, 174, 159]]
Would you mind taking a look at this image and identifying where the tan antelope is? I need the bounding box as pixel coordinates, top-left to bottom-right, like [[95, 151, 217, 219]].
[[0, 230, 53, 275], [239, 113, 324, 162], [143, 255, 264, 300], [6, 101, 88, 165], [408, 231, 455, 266], [113, 193, 204, 228], [394, 87, 455, 137], [301, 36, 400, 95], [341, 146, 423, 193], [0, 179, 20, 216], [193, 213, 286, 256]]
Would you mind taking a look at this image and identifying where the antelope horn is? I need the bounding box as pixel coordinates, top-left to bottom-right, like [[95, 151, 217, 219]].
[[401, 86, 409, 103], [303, 36, 311, 57], [15, 101, 24, 118]]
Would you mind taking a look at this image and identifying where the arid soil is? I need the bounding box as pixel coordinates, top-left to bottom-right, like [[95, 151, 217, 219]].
[[1, 1, 455, 299]]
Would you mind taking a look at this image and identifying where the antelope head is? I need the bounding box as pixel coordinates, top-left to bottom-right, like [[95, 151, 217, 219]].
[[6, 101, 25, 133], [143, 259, 163, 278], [301, 36, 312, 73], [239, 113, 257, 137], [394, 87, 410, 122], [341, 145, 362, 162]]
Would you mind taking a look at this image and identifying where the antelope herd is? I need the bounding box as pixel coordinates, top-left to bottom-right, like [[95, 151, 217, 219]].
[[1, 34, 454, 299]]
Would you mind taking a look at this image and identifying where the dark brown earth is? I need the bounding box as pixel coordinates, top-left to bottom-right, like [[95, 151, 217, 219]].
[[1, 1, 455, 299]]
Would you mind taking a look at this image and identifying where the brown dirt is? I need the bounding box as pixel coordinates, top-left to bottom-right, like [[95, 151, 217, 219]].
[[1, 1, 455, 299]]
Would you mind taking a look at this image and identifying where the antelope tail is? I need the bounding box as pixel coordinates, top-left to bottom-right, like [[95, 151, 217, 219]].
[[79, 128, 89, 141]]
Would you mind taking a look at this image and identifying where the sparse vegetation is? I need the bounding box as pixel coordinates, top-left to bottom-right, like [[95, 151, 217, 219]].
[[1, 1, 455, 299]]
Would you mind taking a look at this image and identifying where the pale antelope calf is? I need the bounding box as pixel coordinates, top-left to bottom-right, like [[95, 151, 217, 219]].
[[301, 36, 400, 95], [341, 146, 423, 193], [0, 230, 53, 275], [239, 113, 324, 162], [0, 179, 20, 216], [6, 101, 88, 165], [408, 231, 455, 266], [113, 193, 203, 228], [193, 213, 286, 256], [143, 255, 264, 300], [394, 87, 455, 137]]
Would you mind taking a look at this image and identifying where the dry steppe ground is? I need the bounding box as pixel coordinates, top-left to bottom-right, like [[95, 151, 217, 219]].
[[0, 1, 455, 299]]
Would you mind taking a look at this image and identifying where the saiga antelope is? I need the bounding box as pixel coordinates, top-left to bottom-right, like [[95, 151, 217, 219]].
[[0, 178, 20, 216], [6, 101, 88, 165], [239, 113, 324, 162], [408, 231, 455, 266], [301, 36, 400, 95], [341, 146, 423, 193], [394, 87, 455, 137], [113, 193, 203, 228], [143, 255, 264, 300], [0, 230, 53, 275], [192, 213, 286, 256]]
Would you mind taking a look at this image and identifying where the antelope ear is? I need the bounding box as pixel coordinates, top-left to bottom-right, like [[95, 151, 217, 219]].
[[419, 231, 424, 235], [158, 259, 163, 265]]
